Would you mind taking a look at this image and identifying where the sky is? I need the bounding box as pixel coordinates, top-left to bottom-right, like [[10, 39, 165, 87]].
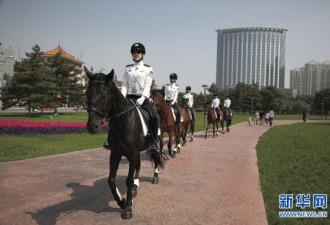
[[1, 0, 330, 93]]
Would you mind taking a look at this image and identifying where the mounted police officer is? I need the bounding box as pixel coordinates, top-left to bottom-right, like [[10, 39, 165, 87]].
[[224, 94, 232, 118], [211, 93, 220, 122], [121, 43, 160, 151], [164, 73, 181, 131], [182, 86, 195, 121]]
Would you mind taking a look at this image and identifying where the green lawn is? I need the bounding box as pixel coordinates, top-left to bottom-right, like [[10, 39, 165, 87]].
[[257, 122, 330, 225], [0, 111, 325, 162]]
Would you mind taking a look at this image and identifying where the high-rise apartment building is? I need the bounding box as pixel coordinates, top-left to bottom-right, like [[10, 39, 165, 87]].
[[0, 43, 15, 87], [290, 60, 330, 95], [216, 27, 287, 90]]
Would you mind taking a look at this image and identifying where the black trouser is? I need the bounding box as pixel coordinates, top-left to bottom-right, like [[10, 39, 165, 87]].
[[214, 107, 220, 121], [128, 95, 159, 143], [226, 107, 231, 118], [167, 101, 180, 126], [188, 107, 195, 121]]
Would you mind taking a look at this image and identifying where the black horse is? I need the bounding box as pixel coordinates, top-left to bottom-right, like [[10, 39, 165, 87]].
[[85, 67, 165, 219]]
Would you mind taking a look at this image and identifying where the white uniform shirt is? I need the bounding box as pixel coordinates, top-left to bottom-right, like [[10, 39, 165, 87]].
[[164, 83, 179, 104], [211, 97, 220, 108], [183, 93, 194, 108], [224, 98, 231, 108], [121, 60, 153, 98]]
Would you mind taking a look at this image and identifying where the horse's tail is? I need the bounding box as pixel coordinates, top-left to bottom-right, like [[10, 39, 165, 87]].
[[149, 149, 168, 169]]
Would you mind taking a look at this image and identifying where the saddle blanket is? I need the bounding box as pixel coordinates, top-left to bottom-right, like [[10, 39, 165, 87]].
[[136, 107, 160, 137], [171, 107, 184, 122]]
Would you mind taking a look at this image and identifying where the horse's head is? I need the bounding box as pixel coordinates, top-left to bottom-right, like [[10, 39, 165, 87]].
[[151, 89, 165, 110], [182, 97, 189, 109], [204, 102, 211, 110], [85, 66, 114, 134]]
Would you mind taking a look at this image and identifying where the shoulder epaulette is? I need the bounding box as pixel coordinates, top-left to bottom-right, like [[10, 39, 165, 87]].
[[144, 64, 151, 67], [126, 64, 134, 67]]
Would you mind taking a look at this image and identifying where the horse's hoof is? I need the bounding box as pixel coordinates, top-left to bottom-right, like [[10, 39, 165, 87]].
[[121, 208, 132, 219], [190, 137, 193, 142], [152, 176, 159, 184], [131, 185, 138, 198], [177, 148, 180, 154], [172, 151, 177, 158], [222, 131, 225, 134]]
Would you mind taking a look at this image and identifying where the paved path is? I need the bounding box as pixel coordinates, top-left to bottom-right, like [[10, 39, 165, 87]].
[[0, 120, 317, 225]]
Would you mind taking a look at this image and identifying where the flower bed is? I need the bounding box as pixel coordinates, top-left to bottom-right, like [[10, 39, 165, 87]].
[[0, 119, 108, 135]]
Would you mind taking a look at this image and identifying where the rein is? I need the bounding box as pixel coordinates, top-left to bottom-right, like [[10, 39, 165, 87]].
[[88, 79, 140, 121]]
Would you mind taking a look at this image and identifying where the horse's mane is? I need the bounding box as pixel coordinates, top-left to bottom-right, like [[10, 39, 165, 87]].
[[151, 89, 165, 96]]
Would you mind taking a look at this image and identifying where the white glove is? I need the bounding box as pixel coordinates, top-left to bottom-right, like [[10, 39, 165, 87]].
[[136, 96, 145, 105], [171, 100, 175, 105]]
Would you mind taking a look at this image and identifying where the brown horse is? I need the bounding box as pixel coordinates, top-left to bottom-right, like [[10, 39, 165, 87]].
[[151, 89, 182, 158], [221, 106, 233, 132], [181, 97, 196, 143], [204, 103, 219, 138]]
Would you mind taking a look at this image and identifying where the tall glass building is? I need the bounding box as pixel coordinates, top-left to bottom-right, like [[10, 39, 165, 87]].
[[216, 27, 288, 90]]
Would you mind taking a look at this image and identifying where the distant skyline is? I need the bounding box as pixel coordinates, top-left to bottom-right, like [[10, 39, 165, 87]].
[[1, 0, 329, 93]]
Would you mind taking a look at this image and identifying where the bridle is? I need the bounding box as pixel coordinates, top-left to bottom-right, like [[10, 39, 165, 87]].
[[87, 79, 109, 119], [87, 79, 139, 122]]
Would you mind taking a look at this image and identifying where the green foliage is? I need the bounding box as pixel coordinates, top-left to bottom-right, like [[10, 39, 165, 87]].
[[0, 44, 85, 114], [257, 123, 330, 225], [49, 53, 84, 109], [313, 88, 330, 119], [1, 45, 55, 112]]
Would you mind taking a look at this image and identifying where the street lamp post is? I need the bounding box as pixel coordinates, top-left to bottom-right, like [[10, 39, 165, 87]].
[[251, 97, 254, 114], [202, 84, 208, 127]]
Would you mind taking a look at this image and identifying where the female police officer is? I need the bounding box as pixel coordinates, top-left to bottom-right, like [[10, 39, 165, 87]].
[[121, 43, 159, 151]]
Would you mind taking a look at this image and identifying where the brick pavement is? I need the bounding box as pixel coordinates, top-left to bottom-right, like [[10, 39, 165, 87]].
[[0, 120, 311, 225]]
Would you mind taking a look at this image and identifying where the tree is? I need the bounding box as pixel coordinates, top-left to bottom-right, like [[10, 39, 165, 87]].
[[313, 88, 330, 119], [259, 86, 286, 113], [49, 53, 84, 113], [231, 82, 251, 113], [1, 45, 55, 114]]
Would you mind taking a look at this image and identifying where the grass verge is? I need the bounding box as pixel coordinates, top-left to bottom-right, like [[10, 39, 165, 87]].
[[257, 122, 330, 225]]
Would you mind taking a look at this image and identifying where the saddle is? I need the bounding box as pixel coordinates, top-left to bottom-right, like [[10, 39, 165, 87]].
[[166, 102, 183, 122], [128, 98, 153, 137]]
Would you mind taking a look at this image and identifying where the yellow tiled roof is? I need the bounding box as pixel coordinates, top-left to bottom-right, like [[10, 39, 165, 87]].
[[42, 46, 84, 64]]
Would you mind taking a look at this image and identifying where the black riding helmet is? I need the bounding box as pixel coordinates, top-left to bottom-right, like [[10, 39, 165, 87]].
[[186, 86, 191, 90], [130, 43, 146, 54], [169, 73, 177, 80]]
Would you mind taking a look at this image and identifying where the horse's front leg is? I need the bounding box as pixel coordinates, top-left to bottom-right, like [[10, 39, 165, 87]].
[[216, 122, 219, 136], [205, 123, 209, 139], [108, 152, 125, 210], [190, 122, 194, 142], [168, 132, 177, 158], [131, 153, 141, 198], [175, 128, 182, 154], [221, 119, 225, 134], [121, 155, 138, 219]]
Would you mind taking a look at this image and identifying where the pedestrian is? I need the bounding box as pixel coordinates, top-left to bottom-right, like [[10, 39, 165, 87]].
[[268, 110, 274, 127], [165, 73, 181, 131], [248, 114, 252, 126], [254, 111, 259, 125], [265, 112, 269, 125], [121, 42, 160, 151]]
